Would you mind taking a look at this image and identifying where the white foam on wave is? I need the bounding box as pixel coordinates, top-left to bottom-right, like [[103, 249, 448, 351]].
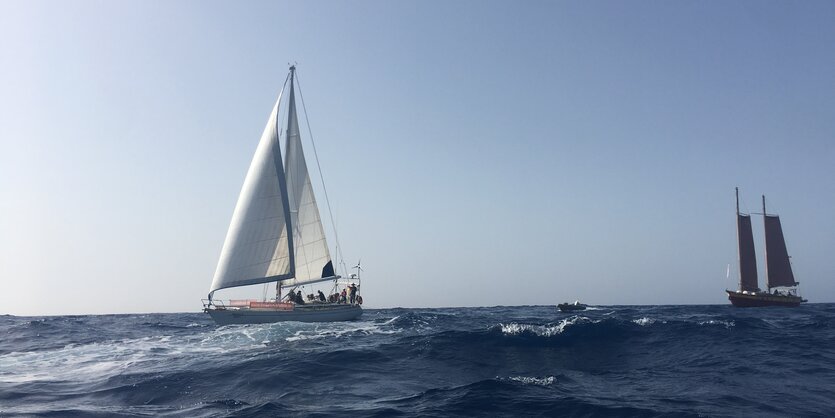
[[0, 314, 407, 385], [0, 322, 310, 384], [285, 319, 402, 342], [499, 316, 592, 337], [698, 319, 735, 329], [506, 375, 557, 386], [632, 317, 666, 326], [0, 337, 161, 384]]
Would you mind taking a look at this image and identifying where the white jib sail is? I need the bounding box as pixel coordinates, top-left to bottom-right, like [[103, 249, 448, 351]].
[[280, 78, 334, 288], [210, 91, 294, 294]]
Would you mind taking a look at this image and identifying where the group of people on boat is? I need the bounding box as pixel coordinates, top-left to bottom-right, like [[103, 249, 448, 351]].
[[285, 289, 308, 305], [284, 283, 361, 305]]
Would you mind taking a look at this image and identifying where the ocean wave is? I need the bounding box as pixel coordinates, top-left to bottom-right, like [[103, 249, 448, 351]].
[[2, 306, 833, 417], [632, 317, 666, 326], [499, 316, 593, 337], [697, 319, 735, 329], [284, 319, 402, 342], [0, 324, 280, 385], [386, 311, 449, 329], [378, 378, 681, 417], [505, 375, 557, 386]]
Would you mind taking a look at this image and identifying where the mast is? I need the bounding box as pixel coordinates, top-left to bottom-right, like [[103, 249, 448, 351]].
[[284, 65, 297, 282], [763, 195, 768, 292], [736, 187, 741, 291]]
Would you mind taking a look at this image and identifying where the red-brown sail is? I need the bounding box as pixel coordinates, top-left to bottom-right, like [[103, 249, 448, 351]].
[[737, 213, 759, 292], [764, 214, 797, 288]]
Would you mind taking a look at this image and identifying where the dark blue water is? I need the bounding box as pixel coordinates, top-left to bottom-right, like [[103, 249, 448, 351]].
[[2, 305, 834, 417]]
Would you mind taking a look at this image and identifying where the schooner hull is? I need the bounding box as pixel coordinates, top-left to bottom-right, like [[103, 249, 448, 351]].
[[726, 290, 804, 308], [206, 304, 362, 325]]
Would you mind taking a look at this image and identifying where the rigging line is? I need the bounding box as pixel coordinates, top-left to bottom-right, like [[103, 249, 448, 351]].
[[294, 70, 345, 274]]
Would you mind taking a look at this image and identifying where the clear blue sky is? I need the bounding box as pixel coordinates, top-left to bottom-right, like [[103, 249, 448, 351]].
[[1, 1, 833, 315]]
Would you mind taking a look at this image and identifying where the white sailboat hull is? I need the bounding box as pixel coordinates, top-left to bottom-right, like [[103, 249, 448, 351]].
[[206, 304, 362, 325]]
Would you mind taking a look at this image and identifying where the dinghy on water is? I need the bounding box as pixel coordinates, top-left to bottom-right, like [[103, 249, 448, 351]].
[[558, 301, 587, 312], [203, 66, 363, 324]]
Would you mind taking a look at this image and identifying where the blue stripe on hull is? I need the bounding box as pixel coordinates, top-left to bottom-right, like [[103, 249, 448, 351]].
[[206, 304, 363, 324]]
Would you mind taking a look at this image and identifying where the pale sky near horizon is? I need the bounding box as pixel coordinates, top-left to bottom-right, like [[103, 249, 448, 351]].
[[1, 1, 834, 316]]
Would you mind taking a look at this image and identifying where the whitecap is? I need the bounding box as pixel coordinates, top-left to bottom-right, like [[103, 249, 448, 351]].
[[0, 326, 275, 384], [698, 319, 735, 329], [284, 320, 402, 342], [632, 317, 666, 326], [499, 316, 592, 337], [506, 375, 556, 386]]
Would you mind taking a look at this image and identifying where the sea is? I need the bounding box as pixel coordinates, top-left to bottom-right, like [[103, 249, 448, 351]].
[[1, 304, 833, 417]]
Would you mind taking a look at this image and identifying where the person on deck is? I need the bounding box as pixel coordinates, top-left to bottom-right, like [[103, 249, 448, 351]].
[[349, 284, 357, 304], [318, 290, 326, 302], [340, 289, 347, 304]]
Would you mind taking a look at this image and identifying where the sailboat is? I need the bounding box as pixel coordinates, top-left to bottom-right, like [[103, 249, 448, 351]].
[[202, 66, 363, 324], [726, 187, 806, 307]]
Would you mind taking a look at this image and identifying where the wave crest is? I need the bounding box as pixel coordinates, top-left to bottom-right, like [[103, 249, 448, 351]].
[[499, 316, 592, 337], [698, 319, 735, 328], [632, 317, 666, 326], [506, 375, 557, 386]]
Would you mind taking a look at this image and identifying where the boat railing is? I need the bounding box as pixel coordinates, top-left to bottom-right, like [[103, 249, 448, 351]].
[[202, 299, 252, 309], [203, 298, 362, 310], [201, 299, 222, 309]]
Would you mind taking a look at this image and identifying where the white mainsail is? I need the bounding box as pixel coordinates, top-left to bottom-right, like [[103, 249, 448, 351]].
[[280, 74, 335, 288], [209, 67, 335, 297], [210, 88, 295, 295]]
